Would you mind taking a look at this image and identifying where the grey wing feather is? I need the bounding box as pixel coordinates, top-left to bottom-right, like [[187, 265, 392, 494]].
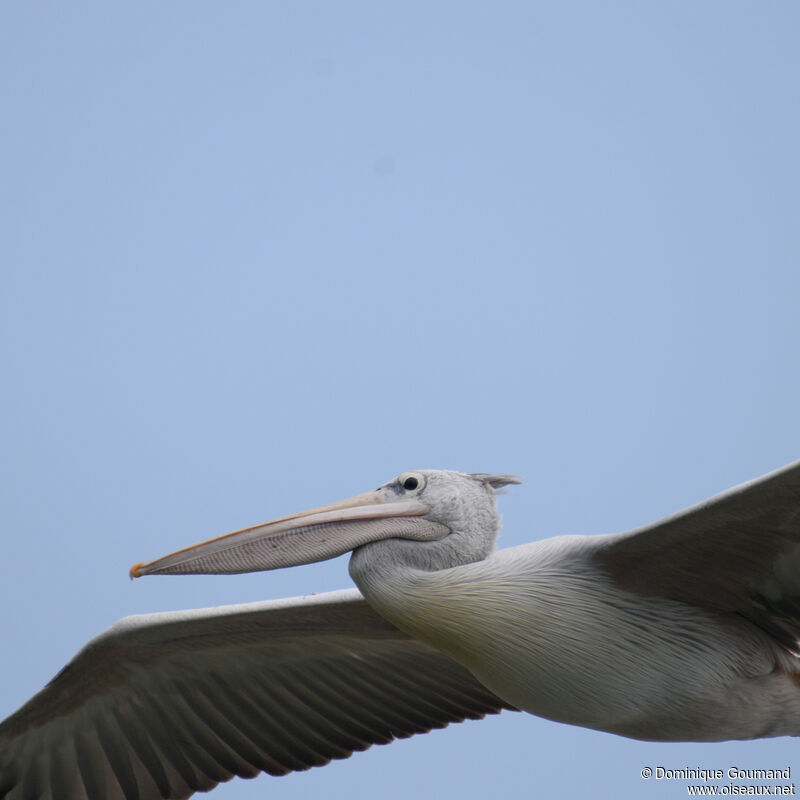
[[0, 589, 513, 800], [593, 459, 800, 652]]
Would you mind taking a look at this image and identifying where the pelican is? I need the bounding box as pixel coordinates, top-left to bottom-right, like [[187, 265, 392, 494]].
[[2, 462, 800, 799]]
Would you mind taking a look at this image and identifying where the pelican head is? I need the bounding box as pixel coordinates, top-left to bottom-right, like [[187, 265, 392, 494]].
[[130, 470, 520, 580]]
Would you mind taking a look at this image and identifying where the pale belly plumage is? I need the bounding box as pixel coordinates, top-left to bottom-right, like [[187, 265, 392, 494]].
[[364, 541, 800, 742]]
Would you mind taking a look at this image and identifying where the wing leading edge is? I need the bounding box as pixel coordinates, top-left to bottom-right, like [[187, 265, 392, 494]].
[[0, 589, 513, 800]]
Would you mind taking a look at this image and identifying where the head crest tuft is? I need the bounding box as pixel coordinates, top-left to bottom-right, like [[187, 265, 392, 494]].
[[470, 473, 522, 493]]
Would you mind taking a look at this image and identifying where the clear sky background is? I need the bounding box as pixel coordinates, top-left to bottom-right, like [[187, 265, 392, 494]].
[[2, 3, 799, 799]]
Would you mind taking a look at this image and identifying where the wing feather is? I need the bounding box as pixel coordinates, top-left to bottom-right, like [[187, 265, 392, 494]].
[[0, 589, 512, 800], [594, 459, 800, 652]]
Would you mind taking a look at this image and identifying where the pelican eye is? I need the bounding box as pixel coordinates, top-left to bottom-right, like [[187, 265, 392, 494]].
[[399, 473, 425, 493]]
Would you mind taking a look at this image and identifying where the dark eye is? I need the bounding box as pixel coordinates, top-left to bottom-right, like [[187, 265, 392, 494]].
[[403, 476, 419, 491]]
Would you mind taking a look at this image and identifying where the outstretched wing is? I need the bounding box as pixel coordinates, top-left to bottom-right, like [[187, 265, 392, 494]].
[[594, 459, 800, 652], [0, 589, 512, 800]]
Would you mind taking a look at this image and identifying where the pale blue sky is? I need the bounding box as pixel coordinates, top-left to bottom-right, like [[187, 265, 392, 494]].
[[2, 3, 799, 799]]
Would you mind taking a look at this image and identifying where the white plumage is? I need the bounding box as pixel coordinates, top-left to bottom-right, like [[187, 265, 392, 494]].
[[2, 462, 800, 799]]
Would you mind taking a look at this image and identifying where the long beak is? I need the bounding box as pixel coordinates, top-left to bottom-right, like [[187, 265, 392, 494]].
[[130, 489, 449, 578]]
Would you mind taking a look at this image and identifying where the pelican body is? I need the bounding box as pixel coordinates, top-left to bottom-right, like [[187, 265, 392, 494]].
[[2, 463, 800, 799]]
